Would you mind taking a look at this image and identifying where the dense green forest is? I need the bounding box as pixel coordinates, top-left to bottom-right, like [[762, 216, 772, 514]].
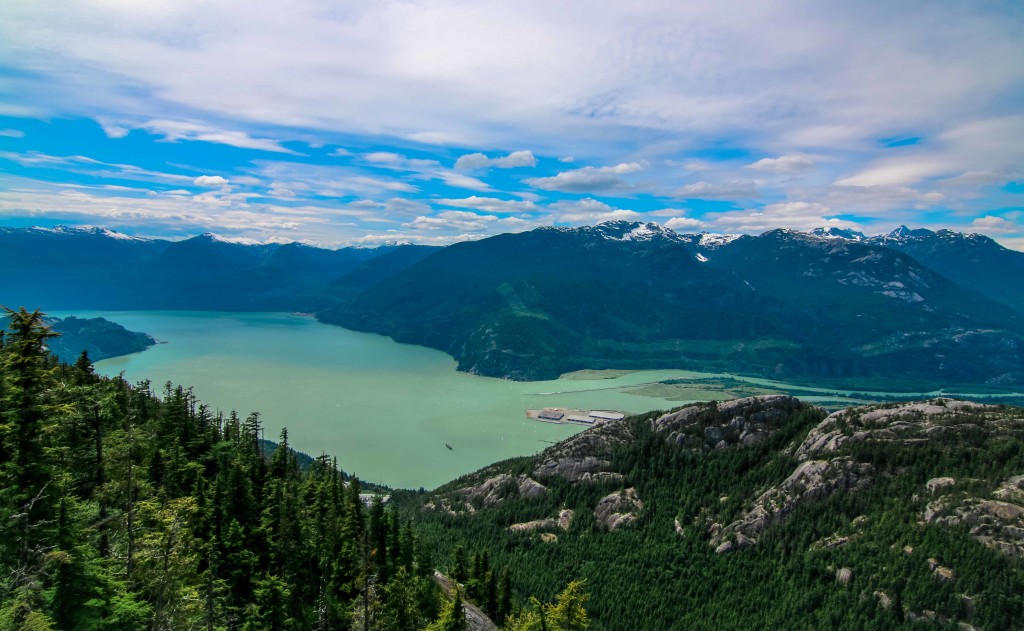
[[45, 316, 155, 364], [1, 307, 556, 630], [404, 399, 1024, 629]]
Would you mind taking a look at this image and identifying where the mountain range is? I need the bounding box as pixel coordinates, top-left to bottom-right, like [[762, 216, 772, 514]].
[[3, 222, 1023, 390]]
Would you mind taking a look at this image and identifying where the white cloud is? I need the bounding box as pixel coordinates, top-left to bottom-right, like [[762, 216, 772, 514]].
[[0, 129, 25, 138], [525, 163, 642, 193], [548, 198, 640, 224], [96, 118, 130, 139], [359, 151, 492, 192], [664, 217, 706, 231], [454, 150, 536, 171], [403, 131, 467, 146], [970, 215, 1018, 234], [437, 196, 538, 214], [354, 231, 482, 246], [1, 0, 1022, 169], [254, 161, 420, 199], [405, 210, 498, 232], [673, 180, 759, 200], [704, 201, 859, 233], [836, 116, 1024, 188], [746, 154, 815, 174], [0, 150, 195, 185], [141, 120, 298, 154], [346, 197, 431, 218], [194, 175, 229, 187]]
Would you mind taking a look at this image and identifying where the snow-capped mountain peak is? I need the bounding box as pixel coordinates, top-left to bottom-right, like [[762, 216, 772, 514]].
[[698, 232, 742, 248], [200, 232, 265, 246]]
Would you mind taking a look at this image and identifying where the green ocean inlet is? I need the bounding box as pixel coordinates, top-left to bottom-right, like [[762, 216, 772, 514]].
[[62, 311, 686, 488], [55, 310, 1013, 489]]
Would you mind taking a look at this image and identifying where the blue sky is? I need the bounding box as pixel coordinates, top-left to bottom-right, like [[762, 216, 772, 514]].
[[0, 1, 1022, 248]]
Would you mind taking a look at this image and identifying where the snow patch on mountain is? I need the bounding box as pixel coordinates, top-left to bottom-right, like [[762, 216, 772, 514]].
[[202, 232, 265, 246], [698, 233, 742, 248], [28, 225, 148, 241]]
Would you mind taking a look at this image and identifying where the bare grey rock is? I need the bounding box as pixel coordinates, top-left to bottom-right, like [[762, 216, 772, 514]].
[[594, 488, 643, 531], [654, 395, 805, 451], [456, 473, 547, 508], [926, 477, 956, 494], [923, 481, 1024, 557], [711, 457, 871, 549], [432, 571, 498, 631], [796, 399, 1003, 462], [533, 456, 616, 483], [836, 567, 853, 585], [874, 591, 892, 609], [994, 475, 1024, 503], [510, 508, 575, 533]]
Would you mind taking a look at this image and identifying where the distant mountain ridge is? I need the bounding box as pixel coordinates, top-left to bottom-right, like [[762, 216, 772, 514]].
[[320, 220, 1024, 388], [4, 222, 1023, 389], [0, 225, 440, 312]]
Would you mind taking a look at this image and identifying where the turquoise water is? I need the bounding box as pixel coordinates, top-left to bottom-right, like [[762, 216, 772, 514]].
[[64, 311, 692, 488], [57, 311, 1020, 489]]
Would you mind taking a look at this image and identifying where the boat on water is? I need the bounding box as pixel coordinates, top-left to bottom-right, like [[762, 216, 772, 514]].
[[445, 443, 453, 450]]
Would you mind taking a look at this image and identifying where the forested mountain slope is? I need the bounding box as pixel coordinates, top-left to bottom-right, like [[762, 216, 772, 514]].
[[404, 395, 1024, 629], [0, 308, 445, 629], [322, 222, 1024, 388]]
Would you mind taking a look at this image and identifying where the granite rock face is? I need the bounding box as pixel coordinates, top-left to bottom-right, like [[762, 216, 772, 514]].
[[594, 488, 643, 531], [714, 398, 1024, 552], [509, 509, 575, 533], [449, 473, 548, 510], [796, 399, 997, 461], [654, 395, 804, 451], [711, 457, 872, 549], [923, 474, 1024, 558]]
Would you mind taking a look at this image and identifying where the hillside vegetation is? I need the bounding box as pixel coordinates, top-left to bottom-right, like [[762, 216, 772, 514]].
[[0, 307, 449, 629], [404, 395, 1024, 629]]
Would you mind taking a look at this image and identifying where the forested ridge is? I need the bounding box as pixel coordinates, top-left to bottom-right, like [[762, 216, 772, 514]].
[[0, 307, 592, 630], [405, 398, 1024, 629]]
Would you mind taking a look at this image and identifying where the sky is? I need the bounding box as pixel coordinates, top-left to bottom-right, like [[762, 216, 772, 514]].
[[0, 0, 1022, 248]]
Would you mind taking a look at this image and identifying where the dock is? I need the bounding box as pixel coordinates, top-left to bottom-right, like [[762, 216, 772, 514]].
[[525, 407, 626, 426]]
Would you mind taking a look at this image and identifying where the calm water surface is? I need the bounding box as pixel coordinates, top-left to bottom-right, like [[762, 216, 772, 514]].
[[65, 311, 710, 488], [57, 311, 1020, 488]]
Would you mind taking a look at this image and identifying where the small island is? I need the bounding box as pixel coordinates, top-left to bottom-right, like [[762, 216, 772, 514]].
[[45, 315, 157, 363]]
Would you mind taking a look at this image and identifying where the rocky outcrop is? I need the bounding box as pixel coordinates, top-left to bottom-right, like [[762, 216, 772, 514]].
[[530, 416, 635, 483], [711, 457, 872, 549], [532, 456, 623, 484], [926, 477, 956, 494], [709, 398, 1024, 552], [836, 567, 853, 585], [509, 509, 575, 533], [594, 488, 643, 531], [923, 474, 1024, 558], [654, 395, 805, 451], [446, 473, 547, 511], [796, 399, 999, 461], [432, 571, 498, 631]]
